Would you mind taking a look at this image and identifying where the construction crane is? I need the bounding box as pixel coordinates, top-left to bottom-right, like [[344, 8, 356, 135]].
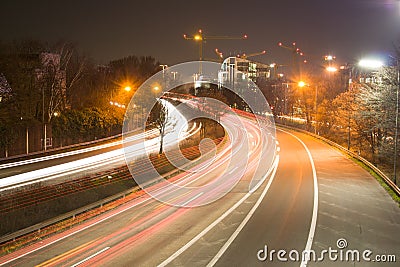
[[183, 29, 247, 73], [269, 62, 287, 79], [237, 50, 266, 60], [201, 49, 224, 63], [278, 41, 307, 78], [215, 48, 224, 62]]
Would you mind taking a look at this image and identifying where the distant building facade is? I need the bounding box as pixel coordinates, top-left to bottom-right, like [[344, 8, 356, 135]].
[[218, 57, 271, 86]]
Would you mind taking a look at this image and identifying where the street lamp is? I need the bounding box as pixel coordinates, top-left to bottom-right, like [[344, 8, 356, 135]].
[[342, 58, 384, 150], [394, 56, 400, 185], [124, 86, 131, 92], [326, 66, 338, 73], [171, 71, 178, 80], [358, 59, 384, 69], [324, 55, 336, 61], [357, 57, 398, 185], [298, 81, 318, 134], [298, 81, 306, 88]]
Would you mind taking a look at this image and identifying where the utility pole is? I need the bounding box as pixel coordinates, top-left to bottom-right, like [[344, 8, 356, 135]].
[[314, 84, 318, 135], [394, 56, 399, 185], [42, 87, 47, 151]]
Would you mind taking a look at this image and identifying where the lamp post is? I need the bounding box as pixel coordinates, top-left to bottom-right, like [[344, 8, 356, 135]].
[[42, 87, 47, 151], [343, 59, 383, 151], [394, 56, 399, 185], [159, 64, 168, 79], [345, 63, 355, 150], [298, 81, 318, 133], [171, 71, 178, 80], [314, 84, 318, 135]]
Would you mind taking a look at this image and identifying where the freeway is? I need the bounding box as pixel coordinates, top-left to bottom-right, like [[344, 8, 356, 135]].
[[0, 137, 124, 179], [0, 100, 199, 192], [0, 109, 276, 266], [1, 115, 399, 266], [211, 129, 400, 266]]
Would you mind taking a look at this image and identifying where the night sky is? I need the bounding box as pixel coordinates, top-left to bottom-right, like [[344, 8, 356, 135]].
[[1, 0, 400, 66]]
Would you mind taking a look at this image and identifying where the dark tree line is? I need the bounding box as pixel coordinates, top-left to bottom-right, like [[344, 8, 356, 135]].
[[0, 39, 161, 155]]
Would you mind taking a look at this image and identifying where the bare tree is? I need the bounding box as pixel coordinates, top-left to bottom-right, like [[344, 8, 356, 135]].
[[153, 100, 169, 154], [37, 43, 85, 123]]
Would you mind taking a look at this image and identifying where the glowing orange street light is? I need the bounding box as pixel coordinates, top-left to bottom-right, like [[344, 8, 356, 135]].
[[124, 86, 132, 92], [324, 55, 336, 61], [326, 66, 338, 73], [298, 81, 306, 87]]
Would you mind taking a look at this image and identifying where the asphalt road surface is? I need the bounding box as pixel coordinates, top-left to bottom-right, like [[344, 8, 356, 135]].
[[1, 127, 399, 267]]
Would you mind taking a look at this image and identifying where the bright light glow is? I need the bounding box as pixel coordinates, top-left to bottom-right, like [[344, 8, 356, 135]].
[[324, 55, 336, 61], [153, 86, 160, 91], [194, 35, 202, 41], [298, 81, 306, 87], [0, 102, 195, 192], [270, 63, 276, 68], [124, 86, 131, 92], [278, 73, 284, 77], [358, 59, 384, 69], [326, 66, 338, 72]]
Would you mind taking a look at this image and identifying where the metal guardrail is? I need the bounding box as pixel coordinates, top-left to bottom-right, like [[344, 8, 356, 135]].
[[0, 132, 227, 245], [278, 124, 400, 196], [0, 187, 136, 244], [0, 155, 189, 245]]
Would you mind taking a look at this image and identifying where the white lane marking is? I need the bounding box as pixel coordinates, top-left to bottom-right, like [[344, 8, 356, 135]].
[[249, 151, 278, 194], [180, 192, 204, 207], [279, 129, 318, 267], [70, 246, 110, 267], [158, 156, 279, 267], [0, 129, 157, 170], [0, 121, 200, 192], [0, 166, 208, 266], [0, 126, 228, 266], [228, 166, 239, 174], [207, 155, 280, 266]]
